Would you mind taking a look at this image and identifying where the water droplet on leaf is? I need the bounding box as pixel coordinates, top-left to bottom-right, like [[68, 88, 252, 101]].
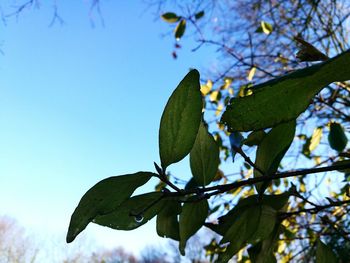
[[134, 214, 144, 223]]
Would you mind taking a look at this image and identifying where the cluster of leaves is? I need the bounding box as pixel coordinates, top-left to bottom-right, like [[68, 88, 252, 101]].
[[67, 49, 350, 261]]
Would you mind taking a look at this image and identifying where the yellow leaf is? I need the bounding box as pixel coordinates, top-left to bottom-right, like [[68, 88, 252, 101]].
[[200, 80, 212, 95], [215, 103, 223, 116], [261, 21, 273, 35], [277, 241, 286, 254], [210, 90, 219, 102], [247, 66, 256, 81], [228, 87, 234, 96]]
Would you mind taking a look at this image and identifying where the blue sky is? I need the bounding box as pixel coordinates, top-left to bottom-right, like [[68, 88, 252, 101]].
[[0, 1, 214, 256]]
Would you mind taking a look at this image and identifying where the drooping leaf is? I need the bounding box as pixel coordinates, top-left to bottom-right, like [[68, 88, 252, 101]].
[[179, 199, 209, 255], [218, 206, 260, 262], [156, 200, 182, 240], [316, 239, 338, 263], [248, 224, 281, 263], [159, 69, 202, 170], [195, 10, 205, 20], [206, 193, 288, 236], [190, 122, 220, 186], [218, 203, 277, 262], [221, 50, 350, 132], [244, 130, 267, 146], [328, 122, 348, 152], [161, 12, 181, 23], [93, 192, 164, 230], [229, 131, 244, 162], [66, 172, 154, 243], [174, 19, 186, 40], [254, 121, 296, 193], [248, 205, 277, 242]]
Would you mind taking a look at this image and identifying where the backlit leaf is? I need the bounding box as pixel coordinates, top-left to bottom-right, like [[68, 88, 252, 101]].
[[179, 199, 208, 255], [66, 172, 154, 243], [261, 21, 273, 34], [93, 192, 164, 230], [174, 19, 186, 40], [157, 200, 182, 240], [159, 69, 202, 169], [254, 121, 296, 193], [161, 12, 181, 23], [190, 122, 220, 186], [221, 50, 350, 131], [248, 66, 257, 81], [218, 204, 277, 262]]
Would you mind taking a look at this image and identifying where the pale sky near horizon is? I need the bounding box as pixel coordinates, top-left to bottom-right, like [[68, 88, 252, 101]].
[[0, 1, 216, 258]]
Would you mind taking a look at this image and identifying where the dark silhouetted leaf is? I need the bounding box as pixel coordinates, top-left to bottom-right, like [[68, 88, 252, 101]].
[[174, 19, 186, 40], [206, 193, 289, 236], [161, 12, 180, 23], [221, 50, 350, 131], [328, 122, 348, 152], [66, 172, 154, 243], [159, 69, 202, 170], [316, 239, 338, 263], [93, 192, 164, 230], [195, 10, 205, 20], [190, 122, 220, 186], [157, 200, 182, 240], [295, 36, 329, 62], [218, 203, 277, 262], [254, 121, 296, 193], [248, 224, 281, 263], [179, 199, 208, 255]]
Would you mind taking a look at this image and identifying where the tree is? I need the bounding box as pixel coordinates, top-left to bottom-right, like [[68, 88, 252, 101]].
[[62, 1, 350, 262], [0, 216, 38, 262]]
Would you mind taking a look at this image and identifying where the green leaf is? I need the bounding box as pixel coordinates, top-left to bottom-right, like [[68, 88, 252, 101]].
[[179, 199, 208, 255], [206, 194, 288, 236], [261, 21, 273, 34], [218, 204, 277, 262], [244, 130, 267, 146], [248, 224, 281, 263], [156, 200, 182, 240], [161, 12, 181, 23], [254, 121, 296, 193], [190, 122, 220, 186], [316, 239, 338, 263], [221, 50, 350, 132], [328, 122, 348, 152], [218, 206, 259, 262], [174, 19, 186, 39], [93, 192, 164, 230], [195, 10, 205, 20], [66, 172, 154, 243], [159, 69, 202, 170], [248, 205, 277, 242]]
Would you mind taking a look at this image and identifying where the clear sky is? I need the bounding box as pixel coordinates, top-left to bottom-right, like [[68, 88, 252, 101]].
[[0, 1, 214, 258]]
